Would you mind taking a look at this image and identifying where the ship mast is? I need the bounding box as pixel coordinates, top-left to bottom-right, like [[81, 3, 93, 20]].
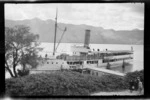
[[53, 8, 58, 56]]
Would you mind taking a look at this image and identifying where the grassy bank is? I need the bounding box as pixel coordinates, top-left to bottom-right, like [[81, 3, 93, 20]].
[[5, 70, 143, 96]]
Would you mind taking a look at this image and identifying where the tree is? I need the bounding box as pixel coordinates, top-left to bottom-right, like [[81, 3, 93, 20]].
[[5, 25, 43, 78]]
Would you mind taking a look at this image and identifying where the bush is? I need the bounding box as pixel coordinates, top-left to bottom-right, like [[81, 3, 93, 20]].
[[5, 70, 143, 96], [17, 69, 30, 77], [125, 70, 143, 82], [5, 71, 127, 96], [124, 70, 144, 88]]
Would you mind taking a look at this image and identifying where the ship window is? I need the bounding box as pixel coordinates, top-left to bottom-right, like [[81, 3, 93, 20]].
[[52, 62, 53, 64], [87, 61, 89, 64], [96, 72, 98, 76], [47, 62, 49, 64], [103, 60, 105, 63], [67, 62, 69, 64]]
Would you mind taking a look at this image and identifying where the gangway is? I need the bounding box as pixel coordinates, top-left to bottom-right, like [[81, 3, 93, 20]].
[[83, 65, 125, 77]]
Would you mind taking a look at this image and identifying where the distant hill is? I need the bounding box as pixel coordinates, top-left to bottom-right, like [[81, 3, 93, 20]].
[[5, 18, 143, 45]]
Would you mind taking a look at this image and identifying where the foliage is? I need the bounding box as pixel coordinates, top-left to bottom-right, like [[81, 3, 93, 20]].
[[124, 70, 144, 88], [5, 71, 127, 96], [17, 69, 30, 77], [5, 25, 42, 77], [5, 69, 144, 96]]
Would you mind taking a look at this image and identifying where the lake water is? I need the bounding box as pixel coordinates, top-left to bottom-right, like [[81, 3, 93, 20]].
[[5, 42, 144, 78]]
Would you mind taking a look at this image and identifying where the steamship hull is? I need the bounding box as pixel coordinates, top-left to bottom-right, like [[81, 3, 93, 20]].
[[63, 51, 133, 70]]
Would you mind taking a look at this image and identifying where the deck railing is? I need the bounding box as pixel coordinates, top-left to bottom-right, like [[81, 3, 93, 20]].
[[64, 55, 103, 61], [57, 52, 133, 61]]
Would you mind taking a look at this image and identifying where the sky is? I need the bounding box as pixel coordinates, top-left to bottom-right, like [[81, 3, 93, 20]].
[[5, 3, 144, 30]]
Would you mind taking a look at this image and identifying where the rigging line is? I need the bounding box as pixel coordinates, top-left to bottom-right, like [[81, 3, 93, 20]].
[[55, 27, 67, 52], [53, 8, 58, 56], [55, 29, 66, 52]]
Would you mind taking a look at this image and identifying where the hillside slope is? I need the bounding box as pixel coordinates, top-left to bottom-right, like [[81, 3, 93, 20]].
[[5, 18, 143, 45]]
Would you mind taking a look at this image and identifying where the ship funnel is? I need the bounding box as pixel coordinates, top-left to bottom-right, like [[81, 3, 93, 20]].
[[84, 29, 91, 48]]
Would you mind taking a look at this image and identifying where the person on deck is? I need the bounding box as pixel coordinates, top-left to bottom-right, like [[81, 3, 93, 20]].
[[137, 77, 143, 95], [129, 79, 134, 93], [134, 78, 138, 91], [122, 60, 125, 73]]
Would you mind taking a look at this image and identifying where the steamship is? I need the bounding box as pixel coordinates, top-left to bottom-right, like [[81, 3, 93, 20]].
[[56, 29, 133, 70], [30, 10, 133, 76]]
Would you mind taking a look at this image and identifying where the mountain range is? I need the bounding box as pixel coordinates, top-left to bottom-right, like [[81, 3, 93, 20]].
[[5, 18, 143, 45]]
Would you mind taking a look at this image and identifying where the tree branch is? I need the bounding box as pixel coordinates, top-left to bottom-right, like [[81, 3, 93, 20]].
[[12, 50, 18, 77], [5, 60, 14, 77]]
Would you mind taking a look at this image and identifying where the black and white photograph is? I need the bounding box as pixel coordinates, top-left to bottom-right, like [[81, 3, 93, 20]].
[[5, 3, 144, 96]]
